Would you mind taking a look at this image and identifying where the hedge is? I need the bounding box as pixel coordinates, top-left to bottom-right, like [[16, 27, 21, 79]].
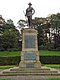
[[40, 56, 60, 64], [0, 56, 60, 65], [0, 56, 20, 65]]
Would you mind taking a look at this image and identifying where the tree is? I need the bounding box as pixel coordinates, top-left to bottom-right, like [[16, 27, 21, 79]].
[[37, 25, 43, 49], [32, 17, 49, 50], [47, 13, 60, 50], [0, 19, 20, 51], [2, 29, 19, 51], [0, 15, 5, 34], [4, 19, 15, 30], [17, 19, 27, 29]]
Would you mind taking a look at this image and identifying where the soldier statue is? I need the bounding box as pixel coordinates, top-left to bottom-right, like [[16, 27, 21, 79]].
[[25, 2, 35, 28]]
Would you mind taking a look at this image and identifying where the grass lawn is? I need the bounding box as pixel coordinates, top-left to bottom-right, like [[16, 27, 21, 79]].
[[0, 50, 60, 57], [0, 51, 21, 57], [44, 64, 60, 68], [39, 50, 60, 56], [0, 78, 60, 80], [0, 65, 16, 69]]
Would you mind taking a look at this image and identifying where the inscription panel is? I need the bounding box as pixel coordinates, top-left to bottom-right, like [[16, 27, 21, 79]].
[[24, 51, 36, 60], [24, 35, 35, 48]]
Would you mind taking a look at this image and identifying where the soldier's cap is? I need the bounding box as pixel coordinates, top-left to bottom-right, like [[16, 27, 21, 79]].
[[28, 2, 32, 5]]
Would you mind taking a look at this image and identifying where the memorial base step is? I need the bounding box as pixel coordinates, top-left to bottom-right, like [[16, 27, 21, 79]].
[[1, 66, 60, 76]]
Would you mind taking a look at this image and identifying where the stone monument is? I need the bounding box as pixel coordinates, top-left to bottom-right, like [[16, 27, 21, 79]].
[[19, 2, 41, 68], [19, 29, 41, 68], [1, 3, 60, 79]]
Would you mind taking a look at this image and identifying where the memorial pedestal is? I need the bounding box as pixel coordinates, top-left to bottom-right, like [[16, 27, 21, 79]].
[[19, 29, 41, 68]]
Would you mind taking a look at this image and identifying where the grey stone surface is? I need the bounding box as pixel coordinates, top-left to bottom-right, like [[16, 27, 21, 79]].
[[24, 35, 35, 48], [26, 63, 34, 68], [0, 75, 60, 80], [19, 29, 41, 68], [0, 67, 60, 80], [22, 29, 38, 51], [24, 51, 36, 60]]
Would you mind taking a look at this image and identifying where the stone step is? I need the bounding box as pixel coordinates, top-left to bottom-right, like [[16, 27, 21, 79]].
[[2, 67, 59, 76], [2, 67, 60, 76], [10, 68, 50, 71], [3, 69, 58, 75], [10, 68, 58, 73], [3, 71, 60, 76], [9, 70, 57, 73]]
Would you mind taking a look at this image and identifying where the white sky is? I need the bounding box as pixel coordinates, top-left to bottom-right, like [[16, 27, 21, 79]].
[[0, 0, 60, 25]]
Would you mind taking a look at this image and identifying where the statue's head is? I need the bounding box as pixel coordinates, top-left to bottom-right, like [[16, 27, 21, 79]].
[[28, 2, 32, 6]]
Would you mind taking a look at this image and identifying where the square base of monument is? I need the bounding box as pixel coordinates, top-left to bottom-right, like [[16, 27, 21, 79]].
[[19, 61, 41, 68], [19, 51, 41, 68]]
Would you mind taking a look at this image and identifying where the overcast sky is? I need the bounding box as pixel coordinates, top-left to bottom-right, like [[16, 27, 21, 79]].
[[0, 0, 60, 25]]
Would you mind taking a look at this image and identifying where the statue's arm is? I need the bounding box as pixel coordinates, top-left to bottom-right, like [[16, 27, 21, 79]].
[[32, 8, 35, 15]]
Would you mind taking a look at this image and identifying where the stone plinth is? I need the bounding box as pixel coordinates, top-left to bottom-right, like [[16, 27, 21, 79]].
[[19, 29, 41, 68], [22, 29, 38, 51]]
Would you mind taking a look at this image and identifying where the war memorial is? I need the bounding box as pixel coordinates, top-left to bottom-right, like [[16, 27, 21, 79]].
[[0, 2, 60, 80]]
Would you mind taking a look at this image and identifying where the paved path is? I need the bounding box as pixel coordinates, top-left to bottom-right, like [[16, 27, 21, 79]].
[[0, 69, 4, 72], [0, 75, 60, 80]]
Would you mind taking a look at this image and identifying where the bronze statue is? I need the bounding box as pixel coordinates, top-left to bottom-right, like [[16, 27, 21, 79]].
[[25, 2, 35, 28]]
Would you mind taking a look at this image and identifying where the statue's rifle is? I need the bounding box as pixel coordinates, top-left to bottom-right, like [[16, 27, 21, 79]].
[[23, 11, 28, 26], [23, 11, 28, 21]]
